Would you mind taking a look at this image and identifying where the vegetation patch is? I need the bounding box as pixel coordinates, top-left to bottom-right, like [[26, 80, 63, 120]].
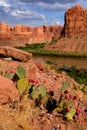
[[57, 65, 87, 85], [4, 66, 86, 122], [17, 44, 87, 58], [17, 43, 46, 50]]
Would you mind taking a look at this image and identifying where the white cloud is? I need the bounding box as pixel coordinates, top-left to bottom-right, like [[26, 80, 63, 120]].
[[0, 0, 87, 27], [10, 8, 46, 20], [55, 21, 60, 25], [0, 0, 10, 7], [10, 10, 18, 16]]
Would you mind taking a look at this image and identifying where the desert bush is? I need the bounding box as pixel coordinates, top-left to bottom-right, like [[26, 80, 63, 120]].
[[58, 65, 87, 85]]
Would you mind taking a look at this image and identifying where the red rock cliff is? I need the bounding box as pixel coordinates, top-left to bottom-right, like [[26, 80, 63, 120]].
[[0, 22, 62, 46], [63, 5, 87, 37]]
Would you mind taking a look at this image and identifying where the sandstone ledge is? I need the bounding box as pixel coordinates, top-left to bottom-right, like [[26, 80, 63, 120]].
[[0, 46, 32, 62]]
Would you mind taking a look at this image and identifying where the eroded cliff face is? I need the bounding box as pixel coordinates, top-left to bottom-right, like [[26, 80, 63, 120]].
[[0, 22, 62, 46], [63, 5, 87, 37], [45, 5, 87, 53]]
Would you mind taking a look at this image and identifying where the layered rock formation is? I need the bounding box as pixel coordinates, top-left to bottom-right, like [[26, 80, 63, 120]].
[[0, 22, 62, 46], [63, 5, 87, 37], [45, 5, 87, 53]]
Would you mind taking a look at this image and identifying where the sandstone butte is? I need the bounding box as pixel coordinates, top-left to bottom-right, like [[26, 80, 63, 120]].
[[45, 5, 87, 53], [63, 5, 87, 37]]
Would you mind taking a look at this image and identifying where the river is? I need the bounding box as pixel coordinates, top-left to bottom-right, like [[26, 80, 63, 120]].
[[32, 56, 87, 68]]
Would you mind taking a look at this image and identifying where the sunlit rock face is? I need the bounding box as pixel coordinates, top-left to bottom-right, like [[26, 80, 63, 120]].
[[63, 5, 87, 37], [0, 22, 62, 46]]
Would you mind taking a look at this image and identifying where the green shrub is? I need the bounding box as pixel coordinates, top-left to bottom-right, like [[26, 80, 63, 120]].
[[58, 66, 87, 85], [18, 43, 46, 50]]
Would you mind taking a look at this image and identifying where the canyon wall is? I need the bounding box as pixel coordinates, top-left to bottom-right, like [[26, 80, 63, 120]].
[[0, 22, 62, 46]]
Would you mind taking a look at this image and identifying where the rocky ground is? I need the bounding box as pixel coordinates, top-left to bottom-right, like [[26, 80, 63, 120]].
[[0, 46, 87, 130]]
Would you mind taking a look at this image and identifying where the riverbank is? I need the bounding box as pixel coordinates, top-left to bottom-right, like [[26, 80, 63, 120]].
[[33, 56, 87, 85], [17, 43, 87, 58]]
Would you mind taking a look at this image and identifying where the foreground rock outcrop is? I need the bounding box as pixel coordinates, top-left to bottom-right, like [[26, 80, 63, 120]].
[[63, 5, 87, 37], [0, 46, 32, 62], [0, 76, 19, 104]]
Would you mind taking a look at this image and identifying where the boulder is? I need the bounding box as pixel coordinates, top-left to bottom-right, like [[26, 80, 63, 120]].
[[63, 5, 87, 37], [0, 46, 32, 62], [0, 75, 19, 104]]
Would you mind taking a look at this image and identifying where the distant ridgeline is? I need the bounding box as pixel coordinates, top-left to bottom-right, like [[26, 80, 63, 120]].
[[0, 22, 62, 44]]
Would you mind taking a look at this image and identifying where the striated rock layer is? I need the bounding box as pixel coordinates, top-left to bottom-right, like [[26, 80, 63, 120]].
[[63, 5, 87, 37], [0, 22, 62, 46]]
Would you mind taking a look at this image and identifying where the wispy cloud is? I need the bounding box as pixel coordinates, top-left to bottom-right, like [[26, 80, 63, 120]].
[[0, 0, 86, 26], [10, 8, 46, 20], [37, 2, 72, 11]]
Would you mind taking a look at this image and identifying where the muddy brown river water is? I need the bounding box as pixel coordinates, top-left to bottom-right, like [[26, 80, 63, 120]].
[[33, 56, 87, 68]]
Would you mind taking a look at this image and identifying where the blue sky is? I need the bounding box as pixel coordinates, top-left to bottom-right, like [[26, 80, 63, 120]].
[[0, 0, 87, 27]]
